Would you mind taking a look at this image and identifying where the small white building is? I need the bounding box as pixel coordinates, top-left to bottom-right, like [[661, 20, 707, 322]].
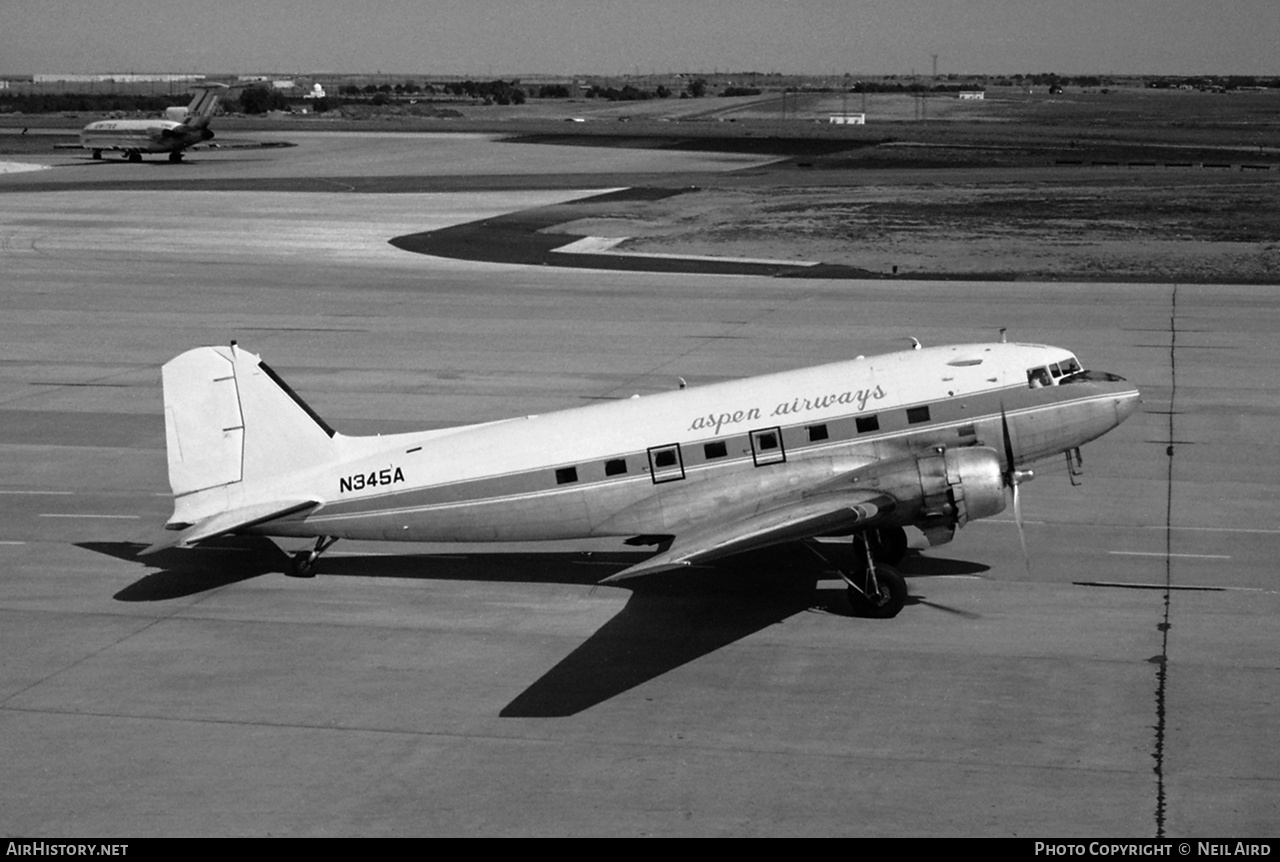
[[958, 91, 985, 100], [828, 113, 866, 125]]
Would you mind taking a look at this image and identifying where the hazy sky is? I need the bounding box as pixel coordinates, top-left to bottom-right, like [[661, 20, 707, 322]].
[[3, 0, 1276, 77]]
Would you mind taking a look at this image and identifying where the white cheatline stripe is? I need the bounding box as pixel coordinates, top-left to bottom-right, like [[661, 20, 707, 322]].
[[38, 513, 141, 520]]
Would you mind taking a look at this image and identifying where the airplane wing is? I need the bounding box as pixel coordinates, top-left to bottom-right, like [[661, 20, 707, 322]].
[[139, 499, 321, 556], [601, 489, 893, 582]]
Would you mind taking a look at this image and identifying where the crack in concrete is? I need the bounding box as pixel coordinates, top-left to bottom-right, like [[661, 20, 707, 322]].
[[1153, 283, 1178, 838]]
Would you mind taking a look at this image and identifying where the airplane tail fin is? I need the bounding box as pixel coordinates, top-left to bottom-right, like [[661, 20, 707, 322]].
[[161, 343, 336, 499], [179, 83, 229, 129]]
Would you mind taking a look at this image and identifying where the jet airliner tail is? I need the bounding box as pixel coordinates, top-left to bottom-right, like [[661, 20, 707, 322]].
[[163, 83, 229, 127]]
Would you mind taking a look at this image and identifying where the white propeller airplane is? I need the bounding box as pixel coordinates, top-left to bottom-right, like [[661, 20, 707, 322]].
[[141, 337, 1140, 617], [75, 83, 233, 163]]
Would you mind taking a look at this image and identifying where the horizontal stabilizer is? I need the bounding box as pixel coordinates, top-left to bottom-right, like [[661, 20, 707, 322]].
[[601, 491, 890, 583], [140, 499, 320, 556]]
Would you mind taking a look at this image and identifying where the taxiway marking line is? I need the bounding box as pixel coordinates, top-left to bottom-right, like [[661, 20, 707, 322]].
[[1108, 551, 1231, 560]]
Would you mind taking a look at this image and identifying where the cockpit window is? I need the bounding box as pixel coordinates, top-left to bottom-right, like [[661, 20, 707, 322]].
[[1027, 367, 1052, 388], [1060, 369, 1127, 384], [1029, 357, 1083, 388]]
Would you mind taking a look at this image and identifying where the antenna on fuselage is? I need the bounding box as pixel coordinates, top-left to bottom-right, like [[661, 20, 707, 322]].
[[908, 337, 921, 350], [677, 377, 688, 390], [999, 328, 1008, 343]]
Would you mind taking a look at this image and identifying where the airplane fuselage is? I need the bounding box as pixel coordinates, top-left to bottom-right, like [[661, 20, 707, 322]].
[[79, 119, 210, 156], [166, 342, 1139, 551], [77, 84, 227, 162]]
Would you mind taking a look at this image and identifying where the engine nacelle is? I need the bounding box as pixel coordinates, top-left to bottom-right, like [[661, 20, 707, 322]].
[[842, 446, 1006, 544], [930, 446, 1007, 527]]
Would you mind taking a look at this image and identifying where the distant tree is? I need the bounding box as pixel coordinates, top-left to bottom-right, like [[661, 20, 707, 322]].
[[655, 84, 671, 98], [237, 86, 286, 114], [686, 78, 707, 98]]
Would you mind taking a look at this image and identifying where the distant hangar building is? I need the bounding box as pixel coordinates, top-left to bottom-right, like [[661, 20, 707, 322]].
[[828, 113, 866, 124]]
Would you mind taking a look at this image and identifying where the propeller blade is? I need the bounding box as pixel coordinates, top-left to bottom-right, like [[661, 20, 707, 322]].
[[1000, 403, 1016, 477], [1012, 480, 1031, 575], [1002, 401, 1032, 575]]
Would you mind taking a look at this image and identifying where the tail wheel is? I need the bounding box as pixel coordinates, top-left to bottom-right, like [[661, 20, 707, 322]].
[[290, 552, 318, 578], [848, 564, 907, 619], [287, 536, 337, 579]]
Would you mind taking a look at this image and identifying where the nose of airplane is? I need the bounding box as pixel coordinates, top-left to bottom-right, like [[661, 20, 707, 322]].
[[1115, 385, 1142, 425]]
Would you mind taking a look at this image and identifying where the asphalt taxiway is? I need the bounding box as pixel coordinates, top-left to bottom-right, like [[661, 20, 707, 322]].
[[0, 133, 1276, 836]]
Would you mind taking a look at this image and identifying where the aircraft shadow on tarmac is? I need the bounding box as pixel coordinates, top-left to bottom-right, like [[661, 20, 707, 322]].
[[79, 538, 988, 716]]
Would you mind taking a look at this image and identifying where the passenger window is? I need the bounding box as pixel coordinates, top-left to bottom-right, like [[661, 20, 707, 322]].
[[555, 467, 578, 485], [856, 414, 879, 433], [647, 443, 685, 484], [704, 441, 728, 459], [807, 424, 829, 442], [906, 406, 930, 424], [750, 427, 786, 466], [604, 458, 627, 476]]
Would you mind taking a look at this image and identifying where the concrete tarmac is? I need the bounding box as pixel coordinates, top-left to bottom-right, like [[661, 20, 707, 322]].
[[0, 134, 1276, 837]]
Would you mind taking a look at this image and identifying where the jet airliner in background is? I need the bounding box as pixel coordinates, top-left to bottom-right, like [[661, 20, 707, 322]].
[[75, 83, 232, 163], [142, 339, 1140, 618]]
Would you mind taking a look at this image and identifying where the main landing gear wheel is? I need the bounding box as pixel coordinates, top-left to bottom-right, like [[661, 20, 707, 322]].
[[845, 532, 907, 619], [847, 564, 906, 619], [126, 151, 142, 163], [289, 536, 338, 578], [168, 151, 183, 163]]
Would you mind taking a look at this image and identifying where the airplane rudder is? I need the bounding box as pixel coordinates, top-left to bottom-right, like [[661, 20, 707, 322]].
[[161, 346, 244, 497]]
